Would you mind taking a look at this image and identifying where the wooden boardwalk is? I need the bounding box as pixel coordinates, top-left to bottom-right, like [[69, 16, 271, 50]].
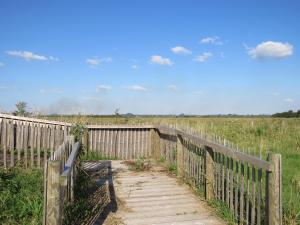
[[86, 160, 225, 225]]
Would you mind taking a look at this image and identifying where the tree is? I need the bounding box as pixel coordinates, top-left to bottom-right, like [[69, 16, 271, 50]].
[[14, 101, 28, 116]]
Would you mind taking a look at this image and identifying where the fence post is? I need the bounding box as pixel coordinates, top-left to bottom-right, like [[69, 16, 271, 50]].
[[205, 146, 215, 200], [151, 128, 160, 160], [176, 135, 184, 178], [266, 153, 282, 225], [45, 160, 62, 225]]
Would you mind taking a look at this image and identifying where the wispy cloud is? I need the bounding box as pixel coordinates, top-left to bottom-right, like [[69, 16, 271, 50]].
[[86, 57, 112, 68], [168, 85, 178, 92], [171, 46, 192, 55], [6, 50, 58, 61], [246, 41, 293, 59], [96, 85, 112, 92], [39, 88, 63, 94], [150, 55, 174, 66], [0, 86, 9, 90], [194, 52, 213, 63], [132, 64, 139, 70], [0, 62, 4, 67], [200, 36, 222, 45], [127, 85, 147, 92], [284, 98, 294, 103]]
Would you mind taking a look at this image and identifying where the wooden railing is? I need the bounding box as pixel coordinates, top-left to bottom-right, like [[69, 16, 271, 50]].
[[0, 113, 71, 168], [156, 124, 282, 225], [84, 124, 155, 159], [43, 136, 80, 225]]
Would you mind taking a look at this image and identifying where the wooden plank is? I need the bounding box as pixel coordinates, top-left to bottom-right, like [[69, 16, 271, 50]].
[[230, 158, 234, 211], [9, 121, 15, 167], [45, 160, 62, 225], [266, 153, 282, 225], [37, 124, 41, 167], [205, 146, 214, 200], [226, 156, 230, 206], [246, 163, 250, 224], [86, 124, 154, 129], [23, 123, 29, 168], [30, 123, 35, 167], [2, 119, 7, 168], [257, 168, 262, 225], [0, 113, 71, 126], [240, 163, 245, 224], [235, 161, 239, 219], [251, 167, 256, 224]]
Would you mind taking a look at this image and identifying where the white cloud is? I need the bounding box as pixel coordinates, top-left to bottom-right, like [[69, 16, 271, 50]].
[[132, 64, 139, 70], [194, 52, 213, 63], [86, 58, 100, 66], [200, 36, 222, 45], [0, 62, 4, 67], [96, 85, 112, 92], [86, 57, 112, 68], [247, 41, 293, 59], [168, 85, 178, 92], [39, 88, 63, 94], [127, 85, 147, 92], [171, 46, 192, 55], [6, 50, 58, 61], [284, 98, 294, 103], [150, 55, 174, 66]]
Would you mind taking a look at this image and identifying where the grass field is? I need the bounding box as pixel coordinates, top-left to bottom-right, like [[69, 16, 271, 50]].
[[0, 167, 43, 225], [42, 115, 300, 224]]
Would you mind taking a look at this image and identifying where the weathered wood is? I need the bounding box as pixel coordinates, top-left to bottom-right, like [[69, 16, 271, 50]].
[[176, 135, 184, 178], [266, 153, 282, 225], [240, 162, 245, 224], [158, 126, 270, 171], [0, 113, 71, 126], [205, 146, 214, 200], [45, 161, 62, 225]]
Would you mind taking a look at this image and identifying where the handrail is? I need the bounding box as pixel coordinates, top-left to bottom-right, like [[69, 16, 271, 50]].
[[156, 124, 271, 171], [0, 113, 72, 126], [87, 124, 155, 129], [60, 142, 80, 186]]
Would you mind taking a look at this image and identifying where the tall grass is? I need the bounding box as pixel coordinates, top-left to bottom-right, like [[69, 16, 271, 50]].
[[0, 167, 43, 225]]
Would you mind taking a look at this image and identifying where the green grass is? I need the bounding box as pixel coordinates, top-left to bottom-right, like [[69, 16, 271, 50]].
[[208, 199, 237, 225], [0, 167, 43, 225]]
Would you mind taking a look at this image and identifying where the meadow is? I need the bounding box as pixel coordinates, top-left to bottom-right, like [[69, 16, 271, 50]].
[[42, 115, 300, 224]]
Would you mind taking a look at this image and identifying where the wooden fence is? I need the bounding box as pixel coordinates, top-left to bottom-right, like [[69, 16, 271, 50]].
[[0, 113, 71, 168], [43, 136, 80, 225], [157, 125, 282, 225], [85, 124, 155, 159]]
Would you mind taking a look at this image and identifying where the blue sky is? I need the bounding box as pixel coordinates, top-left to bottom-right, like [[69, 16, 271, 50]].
[[0, 0, 299, 115]]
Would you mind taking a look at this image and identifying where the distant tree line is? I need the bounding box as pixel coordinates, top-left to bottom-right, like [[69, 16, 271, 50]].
[[272, 110, 300, 118]]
